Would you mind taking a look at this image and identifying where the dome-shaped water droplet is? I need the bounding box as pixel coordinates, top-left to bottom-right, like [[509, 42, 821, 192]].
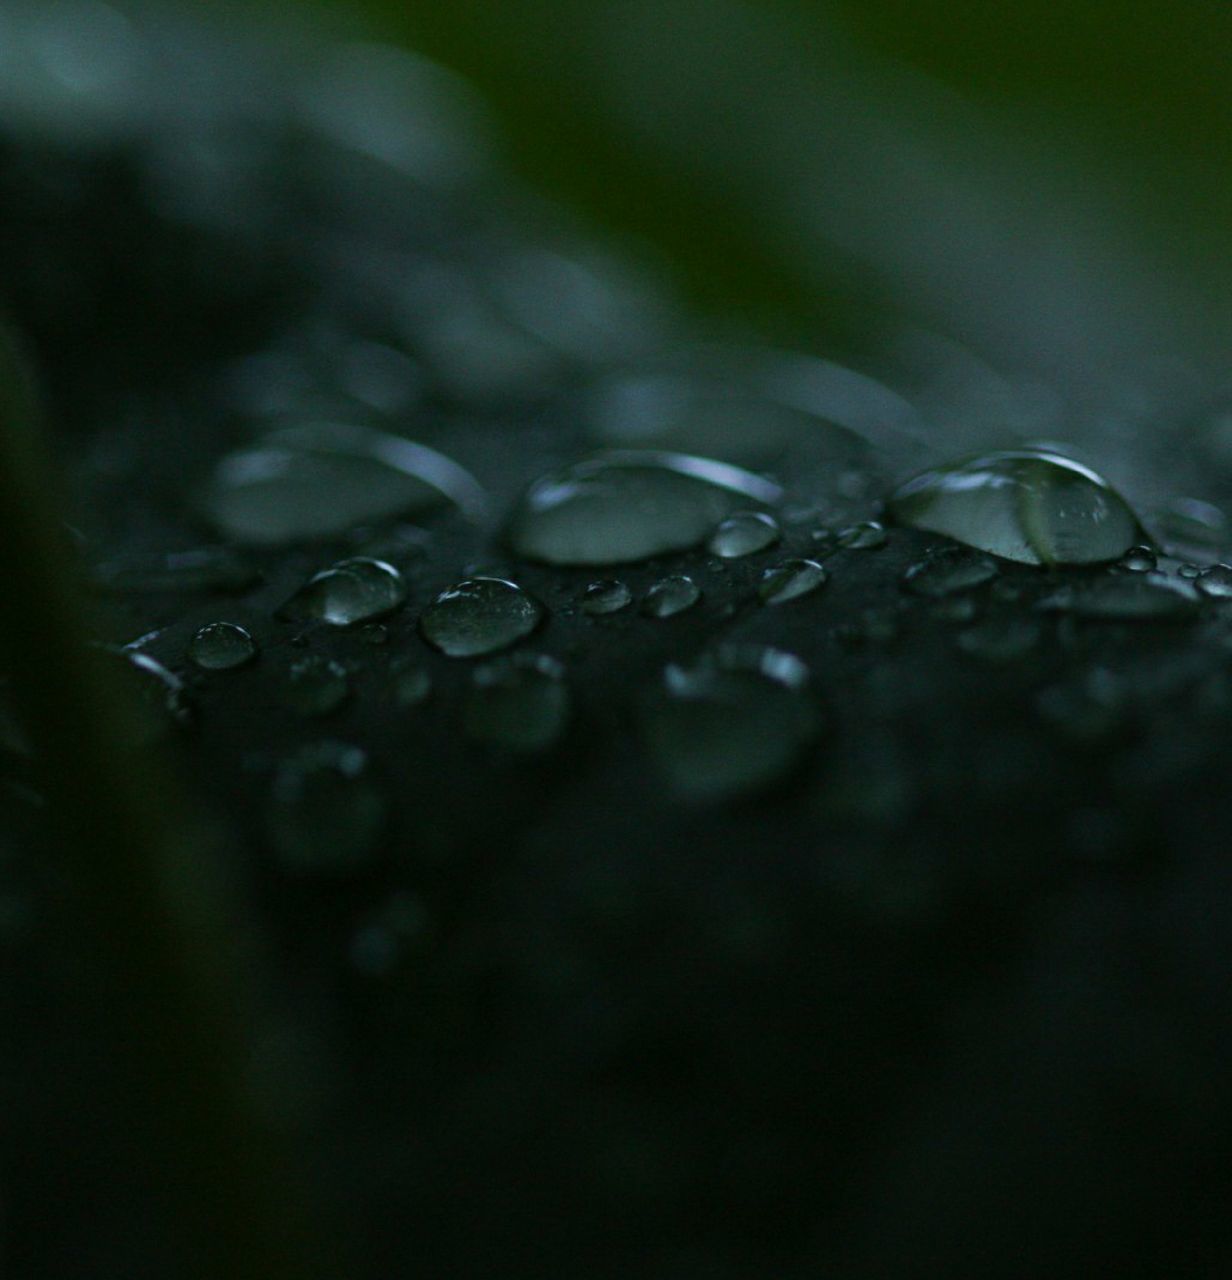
[[642, 575, 701, 618], [758, 559, 827, 606], [508, 451, 781, 567], [642, 645, 816, 801], [390, 659, 433, 706], [1040, 573, 1200, 620], [464, 653, 570, 752], [836, 521, 887, 550], [1117, 546, 1156, 573], [419, 577, 543, 657], [188, 622, 257, 671], [265, 742, 386, 876], [201, 422, 485, 546], [281, 656, 350, 716], [707, 511, 781, 559], [888, 449, 1143, 565], [902, 549, 999, 597], [580, 579, 633, 615], [1196, 564, 1232, 599], [283, 557, 407, 626]]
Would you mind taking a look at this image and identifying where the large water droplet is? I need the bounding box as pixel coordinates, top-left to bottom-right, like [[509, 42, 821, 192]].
[[1116, 546, 1156, 573], [888, 449, 1142, 565], [201, 422, 485, 546], [188, 622, 257, 671], [266, 742, 386, 876], [902, 548, 999, 597], [642, 645, 816, 801], [1196, 564, 1232, 599], [1040, 572, 1200, 620], [281, 656, 350, 716], [642, 575, 701, 618], [283, 557, 407, 626], [758, 559, 827, 606], [464, 653, 570, 752], [508, 451, 781, 566], [580, 579, 633, 615], [708, 510, 781, 558], [419, 577, 542, 657]]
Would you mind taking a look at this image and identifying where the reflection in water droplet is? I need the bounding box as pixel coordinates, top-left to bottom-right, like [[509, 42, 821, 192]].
[[1178, 563, 1202, 580], [643, 645, 815, 801], [464, 653, 570, 752], [266, 742, 385, 876], [1117, 546, 1156, 573], [284, 557, 407, 626], [837, 521, 887, 550], [902, 549, 999, 597], [282, 656, 350, 716], [580, 579, 633, 615], [93, 547, 259, 594], [888, 449, 1142, 565], [202, 422, 485, 546], [188, 622, 257, 671], [390, 660, 432, 706], [1196, 564, 1232, 599], [508, 451, 781, 566], [419, 577, 542, 657], [955, 617, 1041, 663], [708, 511, 780, 559], [759, 559, 827, 606], [1040, 573, 1200, 620], [643, 575, 701, 618]]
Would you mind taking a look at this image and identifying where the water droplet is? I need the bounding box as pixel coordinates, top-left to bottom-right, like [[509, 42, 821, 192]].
[[508, 451, 781, 566], [391, 660, 433, 706], [1196, 564, 1232, 599], [188, 622, 257, 671], [266, 742, 386, 876], [464, 653, 570, 752], [642, 575, 701, 618], [888, 449, 1142, 565], [758, 559, 827, 606], [707, 511, 781, 558], [836, 521, 887, 550], [1178, 562, 1202, 580], [955, 617, 1042, 663], [282, 656, 350, 716], [580, 579, 633, 615], [642, 645, 816, 801], [419, 577, 542, 656], [283, 557, 407, 627], [1117, 546, 1156, 573], [1039, 573, 1200, 620], [902, 549, 999, 597], [93, 547, 259, 594], [202, 422, 485, 546]]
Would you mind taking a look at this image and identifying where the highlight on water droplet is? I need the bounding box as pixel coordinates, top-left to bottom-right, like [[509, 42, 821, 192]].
[[419, 576, 543, 657], [580, 579, 633, 615], [707, 511, 781, 559], [283, 557, 407, 627], [888, 448, 1143, 565], [188, 622, 257, 671], [1039, 572, 1200, 620], [642, 574, 701, 618], [758, 559, 827, 606], [902, 548, 999, 598], [1196, 564, 1232, 599]]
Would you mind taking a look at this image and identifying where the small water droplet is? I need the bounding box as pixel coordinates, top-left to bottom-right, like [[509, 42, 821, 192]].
[[888, 449, 1142, 565], [1177, 562, 1202, 580], [707, 510, 781, 559], [642, 575, 701, 618], [284, 557, 407, 626], [642, 645, 815, 801], [955, 617, 1042, 663], [508, 451, 781, 566], [1039, 572, 1200, 620], [282, 656, 350, 716], [390, 659, 433, 706], [1196, 564, 1232, 599], [758, 559, 827, 605], [580, 579, 633, 615], [188, 622, 257, 671], [202, 422, 485, 546], [1117, 546, 1156, 573], [419, 577, 542, 656], [902, 549, 998, 597], [836, 521, 887, 550], [266, 742, 385, 876], [464, 653, 570, 752]]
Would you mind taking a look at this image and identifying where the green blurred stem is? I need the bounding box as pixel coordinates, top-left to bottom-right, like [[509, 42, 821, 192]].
[[0, 324, 325, 1279]]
